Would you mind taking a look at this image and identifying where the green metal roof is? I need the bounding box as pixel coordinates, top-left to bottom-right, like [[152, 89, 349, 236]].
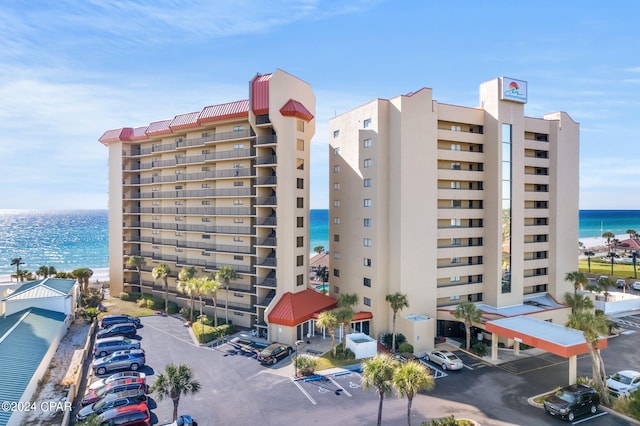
[[0, 308, 67, 426], [4, 278, 75, 300]]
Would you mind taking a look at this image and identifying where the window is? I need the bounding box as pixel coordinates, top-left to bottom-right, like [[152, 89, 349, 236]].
[[451, 218, 461, 227], [297, 139, 304, 151], [334, 200, 341, 207], [297, 178, 304, 189], [334, 286, 340, 294], [233, 293, 244, 298], [297, 158, 304, 170], [451, 181, 461, 189], [364, 178, 372, 187], [202, 166, 210, 171], [297, 120, 305, 132], [451, 144, 461, 151], [363, 159, 372, 168], [451, 162, 461, 170], [364, 258, 371, 267], [202, 251, 210, 256], [451, 125, 461, 132], [452, 257, 461, 264], [234, 181, 243, 187], [333, 165, 340, 173], [175, 201, 183, 205], [297, 255, 304, 266], [452, 276, 461, 282], [297, 217, 304, 227], [334, 183, 341, 190], [297, 197, 304, 208], [363, 118, 371, 128], [297, 274, 304, 286], [364, 218, 372, 227], [202, 132, 211, 138], [202, 149, 210, 154], [333, 252, 340, 259], [334, 217, 340, 224], [364, 238, 372, 247], [364, 297, 371, 306], [451, 200, 462, 208], [333, 269, 340, 277], [233, 144, 245, 149], [363, 277, 371, 287], [234, 218, 244, 224], [233, 200, 244, 205], [364, 199, 372, 207], [333, 130, 340, 138], [233, 236, 243, 242], [202, 218, 210, 222], [202, 235, 211, 240], [202, 183, 211, 188], [334, 234, 340, 242], [234, 312, 244, 316], [450, 295, 460, 301], [334, 147, 340, 156], [363, 138, 372, 148], [234, 255, 244, 261], [233, 125, 244, 131], [297, 236, 304, 247], [451, 238, 461, 246]]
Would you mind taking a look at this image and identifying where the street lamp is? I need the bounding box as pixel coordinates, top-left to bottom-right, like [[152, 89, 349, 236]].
[[294, 340, 304, 378]]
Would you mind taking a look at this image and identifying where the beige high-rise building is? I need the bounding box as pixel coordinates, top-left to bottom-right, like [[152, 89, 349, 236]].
[[99, 69, 317, 338], [329, 78, 579, 354]]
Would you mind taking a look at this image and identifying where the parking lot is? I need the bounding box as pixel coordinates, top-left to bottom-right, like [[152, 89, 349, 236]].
[[79, 313, 640, 425]]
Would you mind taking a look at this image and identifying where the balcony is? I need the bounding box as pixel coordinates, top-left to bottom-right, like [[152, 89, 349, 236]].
[[255, 156, 277, 166], [127, 188, 253, 200], [256, 217, 277, 226], [255, 196, 277, 206], [125, 207, 252, 215], [255, 135, 277, 145], [138, 222, 252, 235], [123, 129, 254, 157], [256, 277, 277, 288], [255, 176, 277, 186]]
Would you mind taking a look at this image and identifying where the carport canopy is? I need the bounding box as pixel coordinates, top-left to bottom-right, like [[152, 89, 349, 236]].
[[485, 316, 607, 358]]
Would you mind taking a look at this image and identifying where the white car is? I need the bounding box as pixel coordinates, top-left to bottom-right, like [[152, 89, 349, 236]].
[[88, 371, 146, 391], [426, 350, 464, 370], [632, 282, 640, 291], [607, 370, 640, 398]]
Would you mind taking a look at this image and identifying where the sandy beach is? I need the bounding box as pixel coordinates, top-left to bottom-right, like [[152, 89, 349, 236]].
[[579, 233, 631, 251], [0, 267, 109, 285]]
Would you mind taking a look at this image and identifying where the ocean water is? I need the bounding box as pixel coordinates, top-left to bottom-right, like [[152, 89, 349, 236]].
[[2, 209, 636, 276]]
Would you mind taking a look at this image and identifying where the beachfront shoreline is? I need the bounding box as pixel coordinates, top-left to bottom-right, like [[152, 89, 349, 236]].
[[0, 267, 109, 285]]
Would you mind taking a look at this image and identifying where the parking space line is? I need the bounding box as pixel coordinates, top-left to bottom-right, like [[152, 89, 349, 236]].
[[571, 411, 607, 424], [292, 378, 317, 405], [327, 376, 351, 397], [142, 322, 194, 345]]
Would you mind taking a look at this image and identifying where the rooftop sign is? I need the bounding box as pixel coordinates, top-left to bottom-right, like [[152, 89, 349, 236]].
[[500, 77, 527, 103]]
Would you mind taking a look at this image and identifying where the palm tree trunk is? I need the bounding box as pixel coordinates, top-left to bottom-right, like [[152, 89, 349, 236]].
[[212, 295, 218, 327], [465, 322, 471, 351], [391, 312, 397, 353], [225, 283, 229, 324], [172, 398, 179, 422], [407, 397, 413, 426], [189, 295, 195, 322], [377, 392, 384, 426], [164, 279, 169, 313]]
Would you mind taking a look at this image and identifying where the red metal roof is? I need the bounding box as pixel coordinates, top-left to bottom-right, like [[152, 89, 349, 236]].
[[619, 238, 640, 250], [268, 289, 337, 327], [199, 100, 249, 123], [279, 99, 314, 121], [130, 126, 149, 141], [170, 111, 200, 131], [99, 128, 133, 144], [145, 119, 173, 137], [251, 73, 271, 116]]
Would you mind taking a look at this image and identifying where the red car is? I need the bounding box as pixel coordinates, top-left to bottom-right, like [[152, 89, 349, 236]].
[[82, 377, 147, 406], [97, 402, 150, 426]]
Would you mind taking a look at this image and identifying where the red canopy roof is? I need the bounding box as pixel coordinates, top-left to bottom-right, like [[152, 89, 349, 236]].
[[268, 289, 337, 327], [279, 99, 314, 121]]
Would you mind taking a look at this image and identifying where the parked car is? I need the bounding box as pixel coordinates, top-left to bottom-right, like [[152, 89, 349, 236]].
[[633, 282, 640, 291], [607, 370, 640, 398], [94, 336, 141, 357], [543, 384, 599, 422], [616, 279, 627, 288], [76, 389, 147, 421], [82, 378, 147, 406], [101, 314, 141, 329], [96, 403, 150, 426], [161, 414, 198, 426], [97, 323, 138, 339], [425, 350, 464, 370], [89, 371, 146, 391], [257, 343, 293, 364], [93, 351, 146, 376]]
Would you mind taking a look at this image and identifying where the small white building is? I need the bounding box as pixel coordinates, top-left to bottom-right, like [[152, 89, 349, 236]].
[[345, 332, 377, 359], [1, 278, 79, 317]]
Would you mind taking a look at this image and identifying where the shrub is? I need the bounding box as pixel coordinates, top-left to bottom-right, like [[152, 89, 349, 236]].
[[398, 342, 414, 354], [294, 355, 319, 376], [137, 298, 148, 308], [167, 301, 179, 315], [471, 341, 487, 357], [180, 307, 192, 321], [145, 299, 156, 309], [382, 333, 406, 349], [80, 307, 100, 322], [82, 289, 102, 308], [119, 292, 130, 301]]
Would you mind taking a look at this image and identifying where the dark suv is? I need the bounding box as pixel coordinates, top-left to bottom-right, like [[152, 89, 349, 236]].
[[101, 314, 141, 329], [76, 388, 147, 421], [544, 384, 599, 421], [97, 323, 138, 339]]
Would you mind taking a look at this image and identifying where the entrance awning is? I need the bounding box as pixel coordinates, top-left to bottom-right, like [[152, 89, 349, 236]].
[[485, 316, 607, 357], [267, 289, 337, 327]]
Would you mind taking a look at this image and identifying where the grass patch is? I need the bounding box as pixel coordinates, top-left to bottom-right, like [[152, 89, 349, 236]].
[[314, 346, 362, 370], [99, 297, 157, 318], [579, 259, 639, 280]]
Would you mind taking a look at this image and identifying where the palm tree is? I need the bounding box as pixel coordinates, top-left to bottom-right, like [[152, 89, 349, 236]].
[[176, 275, 197, 323], [152, 264, 171, 313], [602, 231, 616, 274], [205, 273, 223, 327], [334, 307, 354, 350], [392, 361, 435, 426], [313, 245, 325, 254], [627, 229, 637, 241], [337, 293, 359, 348], [48, 266, 57, 277], [453, 301, 482, 351], [386, 292, 409, 353], [316, 310, 339, 357], [37, 265, 49, 279], [10, 257, 24, 278], [566, 310, 610, 405], [564, 271, 588, 313], [126, 256, 146, 293], [150, 363, 201, 422], [216, 266, 238, 324], [584, 250, 595, 273], [72, 268, 94, 294], [595, 276, 612, 301], [564, 292, 595, 313], [361, 354, 398, 426]]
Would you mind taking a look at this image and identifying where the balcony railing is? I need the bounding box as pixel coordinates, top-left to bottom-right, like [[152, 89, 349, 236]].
[[125, 207, 252, 215], [124, 129, 254, 156]]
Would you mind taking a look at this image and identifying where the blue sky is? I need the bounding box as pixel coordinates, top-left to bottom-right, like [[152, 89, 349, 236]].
[[1, 0, 639, 210]]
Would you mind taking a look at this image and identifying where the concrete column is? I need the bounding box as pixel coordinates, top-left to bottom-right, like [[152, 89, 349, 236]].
[[491, 333, 499, 361], [514, 341, 520, 357], [569, 355, 577, 384]]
